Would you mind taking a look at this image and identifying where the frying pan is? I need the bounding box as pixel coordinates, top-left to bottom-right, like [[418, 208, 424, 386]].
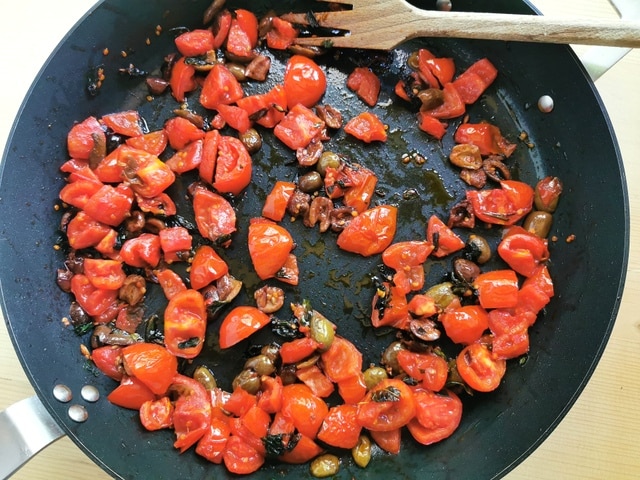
[[0, 0, 629, 479]]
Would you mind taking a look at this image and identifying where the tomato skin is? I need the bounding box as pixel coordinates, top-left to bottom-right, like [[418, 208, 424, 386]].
[[356, 378, 416, 431], [535, 176, 563, 213], [440, 305, 490, 345], [67, 116, 105, 160], [274, 103, 325, 151], [347, 67, 381, 107], [344, 111, 388, 143], [281, 383, 329, 439], [473, 269, 519, 309], [337, 205, 397, 257], [101, 110, 144, 137], [164, 289, 207, 359], [407, 388, 462, 446], [456, 342, 507, 392], [213, 135, 253, 196], [140, 396, 174, 431], [262, 181, 296, 221], [121, 343, 178, 395], [91, 345, 124, 381], [170, 374, 213, 452], [219, 306, 271, 349], [175, 29, 215, 57], [107, 375, 156, 410], [247, 219, 294, 280], [498, 226, 550, 277], [120, 233, 162, 268], [83, 258, 126, 290], [283, 55, 326, 109], [190, 245, 228, 290], [317, 404, 362, 449], [200, 63, 244, 110], [192, 186, 237, 244], [427, 214, 465, 257]]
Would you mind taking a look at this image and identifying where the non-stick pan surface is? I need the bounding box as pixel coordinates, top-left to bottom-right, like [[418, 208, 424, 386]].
[[0, 0, 628, 478]]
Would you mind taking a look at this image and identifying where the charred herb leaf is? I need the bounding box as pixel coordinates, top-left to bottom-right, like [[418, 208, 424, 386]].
[[371, 385, 401, 402]]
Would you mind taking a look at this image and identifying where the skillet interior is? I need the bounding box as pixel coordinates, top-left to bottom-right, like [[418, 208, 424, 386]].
[[0, 0, 628, 478]]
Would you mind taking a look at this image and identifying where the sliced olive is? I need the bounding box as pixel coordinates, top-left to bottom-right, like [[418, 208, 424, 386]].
[[407, 50, 420, 70], [298, 171, 323, 193], [316, 151, 342, 177], [466, 234, 491, 264], [239, 128, 262, 153], [381, 341, 406, 376], [449, 144, 482, 170], [226, 62, 247, 81], [363, 365, 388, 390], [309, 311, 335, 352], [523, 210, 553, 238], [352, 435, 372, 468], [310, 454, 340, 477], [193, 365, 217, 391], [232, 369, 261, 394], [244, 354, 276, 376], [417, 88, 445, 110], [453, 258, 481, 283], [425, 282, 458, 309]]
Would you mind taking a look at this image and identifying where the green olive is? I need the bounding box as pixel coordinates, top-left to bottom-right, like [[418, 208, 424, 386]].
[[239, 128, 262, 154], [523, 210, 553, 238], [261, 343, 280, 362], [232, 369, 261, 394], [352, 435, 372, 468], [298, 171, 323, 193], [381, 341, 406, 376], [310, 454, 340, 477], [244, 354, 276, 376], [363, 365, 388, 390], [425, 282, 458, 309], [316, 151, 342, 177], [193, 365, 217, 391], [309, 312, 335, 352], [466, 234, 492, 264], [226, 62, 247, 82]]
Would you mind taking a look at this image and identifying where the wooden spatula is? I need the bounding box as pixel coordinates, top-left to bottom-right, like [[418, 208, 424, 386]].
[[282, 0, 640, 50]]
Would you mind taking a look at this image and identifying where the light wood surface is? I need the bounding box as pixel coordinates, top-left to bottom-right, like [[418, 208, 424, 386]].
[[1, 1, 638, 479]]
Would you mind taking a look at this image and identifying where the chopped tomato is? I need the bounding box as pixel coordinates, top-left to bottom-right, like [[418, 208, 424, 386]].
[[236, 84, 288, 129], [427, 214, 465, 257], [370, 428, 401, 454], [158, 226, 192, 263], [498, 226, 550, 277], [200, 63, 244, 110], [91, 345, 123, 381], [225, 386, 257, 417], [422, 82, 465, 120], [279, 435, 324, 464], [347, 66, 381, 107], [195, 417, 230, 464], [274, 103, 325, 151], [534, 176, 563, 213], [125, 129, 168, 156], [454, 122, 516, 157], [296, 364, 335, 398], [223, 435, 265, 475], [337, 372, 367, 404], [101, 110, 144, 137], [211, 9, 232, 49], [226, 9, 259, 59], [266, 16, 299, 50], [219, 306, 271, 349], [257, 375, 283, 414], [337, 205, 397, 256], [247, 219, 294, 280], [416, 48, 439, 88], [140, 397, 174, 431], [175, 29, 215, 57], [155, 267, 187, 300], [421, 56, 455, 87], [83, 258, 126, 290], [262, 181, 296, 221], [192, 186, 237, 245], [396, 350, 449, 391], [169, 57, 197, 103], [190, 245, 229, 289], [66, 211, 112, 250], [164, 289, 207, 359], [198, 129, 220, 185], [281, 383, 329, 439], [382, 241, 434, 290], [59, 179, 103, 210], [107, 375, 156, 410], [280, 336, 321, 364], [356, 378, 416, 431], [165, 139, 203, 174], [440, 305, 490, 345], [473, 269, 519, 309], [121, 343, 178, 395], [213, 135, 252, 196], [215, 104, 251, 134], [371, 282, 411, 329], [418, 112, 447, 139], [70, 274, 118, 317], [317, 404, 362, 449], [452, 58, 498, 104], [171, 374, 212, 452], [407, 389, 462, 445], [164, 116, 205, 151], [120, 234, 162, 268], [321, 336, 363, 384], [135, 192, 177, 216], [121, 148, 176, 199], [83, 184, 134, 227], [456, 343, 506, 392], [467, 180, 534, 226], [67, 116, 105, 160], [344, 112, 388, 143], [283, 55, 326, 109]]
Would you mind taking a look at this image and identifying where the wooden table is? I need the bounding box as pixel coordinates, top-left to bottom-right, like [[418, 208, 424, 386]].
[[1, 1, 638, 478]]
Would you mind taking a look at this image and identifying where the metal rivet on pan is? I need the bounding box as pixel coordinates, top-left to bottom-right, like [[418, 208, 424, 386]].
[[52, 384, 73, 403], [68, 404, 89, 423], [538, 95, 555, 113], [81, 385, 100, 403]]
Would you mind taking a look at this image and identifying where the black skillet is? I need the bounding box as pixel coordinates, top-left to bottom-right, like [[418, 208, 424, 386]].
[[0, 0, 628, 478]]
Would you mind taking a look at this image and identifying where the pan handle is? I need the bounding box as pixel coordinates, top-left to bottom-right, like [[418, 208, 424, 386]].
[[0, 396, 65, 479], [577, 0, 637, 80]]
